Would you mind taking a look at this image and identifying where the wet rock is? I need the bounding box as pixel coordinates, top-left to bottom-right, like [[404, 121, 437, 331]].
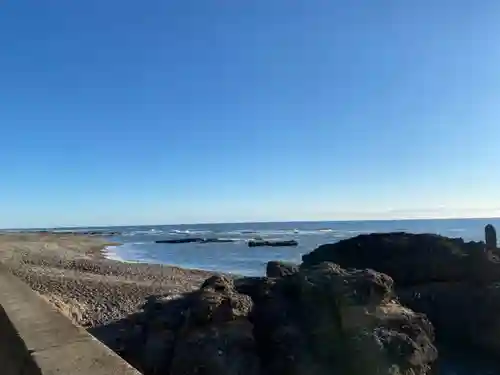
[[266, 261, 299, 278]]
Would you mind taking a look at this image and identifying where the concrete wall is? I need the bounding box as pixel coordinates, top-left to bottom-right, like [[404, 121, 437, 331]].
[[0, 268, 141, 375]]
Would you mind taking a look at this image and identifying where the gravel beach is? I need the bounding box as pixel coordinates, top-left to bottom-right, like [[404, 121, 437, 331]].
[[0, 233, 217, 327]]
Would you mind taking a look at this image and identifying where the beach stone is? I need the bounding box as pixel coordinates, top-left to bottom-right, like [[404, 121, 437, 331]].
[[266, 261, 299, 278]]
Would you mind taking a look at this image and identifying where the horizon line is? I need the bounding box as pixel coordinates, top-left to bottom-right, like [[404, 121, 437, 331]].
[[3, 215, 500, 230]]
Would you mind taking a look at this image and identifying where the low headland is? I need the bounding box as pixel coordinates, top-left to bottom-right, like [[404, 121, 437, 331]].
[[1, 226, 500, 374]]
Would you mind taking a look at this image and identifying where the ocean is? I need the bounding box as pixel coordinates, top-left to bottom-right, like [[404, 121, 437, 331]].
[[87, 217, 498, 276]]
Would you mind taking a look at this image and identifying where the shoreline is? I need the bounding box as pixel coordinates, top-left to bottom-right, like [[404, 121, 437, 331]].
[[0, 233, 218, 328]]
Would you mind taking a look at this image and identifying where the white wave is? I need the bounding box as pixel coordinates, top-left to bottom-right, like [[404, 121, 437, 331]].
[[103, 245, 126, 262], [170, 229, 214, 236], [123, 229, 165, 236], [103, 244, 150, 263], [171, 229, 190, 234]]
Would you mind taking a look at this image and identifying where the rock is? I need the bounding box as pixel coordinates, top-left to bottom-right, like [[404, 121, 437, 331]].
[[248, 239, 298, 247], [302, 232, 497, 285], [187, 278, 253, 326], [170, 320, 260, 375], [398, 282, 500, 356], [486, 224, 497, 250], [155, 238, 202, 244], [250, 262, 436, 375], [171, 275, 258, 375], [302, 232, 500, 357], [266, 261, 299, 278], [140, 330, 175, 375], [155, 238, 237, 244], [120, 263, 437, 375]]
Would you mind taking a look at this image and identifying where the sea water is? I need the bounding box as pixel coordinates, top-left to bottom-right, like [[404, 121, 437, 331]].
[[100, 218, 500, 276]]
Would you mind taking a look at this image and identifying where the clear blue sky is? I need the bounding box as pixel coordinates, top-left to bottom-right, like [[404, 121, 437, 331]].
[[1, 1, 500, 228]]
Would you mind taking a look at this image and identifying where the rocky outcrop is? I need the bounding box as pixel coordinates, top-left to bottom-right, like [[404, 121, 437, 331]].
[[302, 230, 500, 356], [265, 261, 299, 278], [118, 264, 437, 375], [302, 232, 498, 285]]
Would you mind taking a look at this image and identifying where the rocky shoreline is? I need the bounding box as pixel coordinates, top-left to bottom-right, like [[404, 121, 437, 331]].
[[2, 228, 500, 374]]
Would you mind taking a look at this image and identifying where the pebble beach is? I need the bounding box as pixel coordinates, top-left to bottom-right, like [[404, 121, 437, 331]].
[[0, 233, 216, 327]]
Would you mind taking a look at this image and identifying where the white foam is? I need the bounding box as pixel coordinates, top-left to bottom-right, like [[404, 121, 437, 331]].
[[103, 244, 146, 263], [103, 245, 126, 262]]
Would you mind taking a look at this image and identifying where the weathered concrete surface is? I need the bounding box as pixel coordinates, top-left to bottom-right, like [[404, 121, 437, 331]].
[[0, 266, 141, 375]]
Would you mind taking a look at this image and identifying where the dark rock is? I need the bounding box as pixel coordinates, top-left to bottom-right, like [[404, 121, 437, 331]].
[[200, 238, 237, 243], [140, 330, 175, 375], [119, 262, 437, 375], [186, 288, 253, 327], [302, 232, 497, 285], [302, 231, 500, 357], [170, 320, 260, 375], [248, 239, 298, 247], [486, 224, 497, 250], [266, 261, 299, 278], [398, 282, 500, 356], [250, 262, 436, 375], [155, 238, 202, 244], [155, 237, 237, 244]]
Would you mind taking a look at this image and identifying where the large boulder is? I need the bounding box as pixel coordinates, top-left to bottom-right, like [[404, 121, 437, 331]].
[[302, 232, 500, 356], [122, 265, 437, 375], [250, 262, 437, 375], [302, 232, 498, 285], [398, 282, 500, 356], [266, 260, 299, 278]]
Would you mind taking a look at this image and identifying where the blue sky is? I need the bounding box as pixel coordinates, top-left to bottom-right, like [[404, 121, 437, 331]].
[[1, 1, 500, 227]]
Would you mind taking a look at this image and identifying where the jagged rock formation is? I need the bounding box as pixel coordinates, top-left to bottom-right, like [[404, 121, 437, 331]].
[[265, 260, 299, 278], [302, 230, 500, 356], [117, 263, 437, 375]]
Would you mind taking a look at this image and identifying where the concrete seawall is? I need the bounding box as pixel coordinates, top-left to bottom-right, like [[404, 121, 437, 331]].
[[0, 267, 141, 375]]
